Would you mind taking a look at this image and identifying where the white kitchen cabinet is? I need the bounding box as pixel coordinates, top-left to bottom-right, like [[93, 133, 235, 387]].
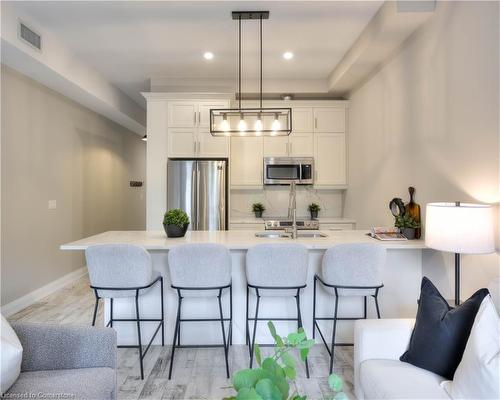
[[263, 132, 313, 158], [263, 136, 289, 157], [198, 101, 227, 128], [168, 101, 198, 128], [314, 107, 345, 132], [289, 132, 314, 157], [292, 108, 314, 132], [230, 137, 263, 186], [314, 132, 347, 187], [168, 128, 196, 157], [167, 100, 229, 158], [198, 129, 229, 158]]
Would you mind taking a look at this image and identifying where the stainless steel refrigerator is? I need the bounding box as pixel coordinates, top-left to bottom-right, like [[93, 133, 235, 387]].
[[167, 159, 228, 231]]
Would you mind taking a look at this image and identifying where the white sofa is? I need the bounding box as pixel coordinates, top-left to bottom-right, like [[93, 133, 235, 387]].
[[354, 318, 451, 400]]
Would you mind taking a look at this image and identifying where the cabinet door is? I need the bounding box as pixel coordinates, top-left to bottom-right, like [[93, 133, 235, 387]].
[[314, 132, 346, 186], [168, 128, 196, 157], [168, 101, 197, 128], [289, 132, 313, 157], [313, 107, 345, 132], [263, 136, 289, 157], [230, 137, 263, 186], [292, 108, 313, 132], [199, 101, 228, 128], [197, 129, 230, 158]]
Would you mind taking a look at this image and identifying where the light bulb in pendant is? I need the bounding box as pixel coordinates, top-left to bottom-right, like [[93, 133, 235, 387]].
[[220, 114, 230, 132], [271, 113, 281, 131], [254, 114, 263, 133], [238, 114, 247, 133]]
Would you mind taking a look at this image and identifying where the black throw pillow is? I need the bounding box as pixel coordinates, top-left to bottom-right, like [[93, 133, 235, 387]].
[[400, 277, 489, 379]]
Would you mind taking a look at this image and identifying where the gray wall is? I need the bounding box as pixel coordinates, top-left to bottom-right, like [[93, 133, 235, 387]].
[[345, 1, 499, 300], [1, 65, 146, 305]]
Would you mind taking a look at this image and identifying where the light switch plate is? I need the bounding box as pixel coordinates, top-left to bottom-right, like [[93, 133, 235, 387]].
[[48, 200, 57, 210]]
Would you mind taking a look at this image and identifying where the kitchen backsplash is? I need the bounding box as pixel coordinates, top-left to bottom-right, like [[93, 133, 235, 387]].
[[230, 187, 344, 219]]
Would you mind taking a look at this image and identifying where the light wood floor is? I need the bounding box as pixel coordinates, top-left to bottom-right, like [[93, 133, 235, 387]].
[[9, 276, 355, 400]]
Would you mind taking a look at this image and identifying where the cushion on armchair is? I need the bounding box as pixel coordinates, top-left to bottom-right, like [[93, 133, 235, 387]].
[[400, 277, 489, 380]]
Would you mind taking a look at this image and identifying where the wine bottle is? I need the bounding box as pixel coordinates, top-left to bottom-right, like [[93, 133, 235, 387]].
[[405, 187, 421, 239]]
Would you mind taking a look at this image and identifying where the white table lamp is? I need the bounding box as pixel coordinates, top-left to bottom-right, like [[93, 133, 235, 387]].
[[426, 202, 495, 305]]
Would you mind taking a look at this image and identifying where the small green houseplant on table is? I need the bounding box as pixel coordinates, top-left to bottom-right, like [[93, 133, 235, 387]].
[[225, 321, 346, 400], [307, 203, 321, 219], [252, 203, 266, 218], [395, 214, 420, 240], [163, 208, 190, 238]]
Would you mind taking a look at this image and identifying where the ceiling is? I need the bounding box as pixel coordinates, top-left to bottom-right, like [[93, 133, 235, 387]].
[[9, 1, 383, 108]]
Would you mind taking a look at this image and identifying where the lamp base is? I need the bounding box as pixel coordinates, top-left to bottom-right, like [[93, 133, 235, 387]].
[[454, 252, 461, 306]]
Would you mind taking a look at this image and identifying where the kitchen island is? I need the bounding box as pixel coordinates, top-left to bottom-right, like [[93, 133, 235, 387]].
[[61, 230, 425, 346]]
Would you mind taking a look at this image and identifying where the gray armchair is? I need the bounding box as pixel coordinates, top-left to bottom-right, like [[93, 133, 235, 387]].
[[4, 322, 117, 400]]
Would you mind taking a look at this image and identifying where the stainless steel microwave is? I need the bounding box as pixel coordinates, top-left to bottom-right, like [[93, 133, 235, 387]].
[[263, 157, 314, 185]]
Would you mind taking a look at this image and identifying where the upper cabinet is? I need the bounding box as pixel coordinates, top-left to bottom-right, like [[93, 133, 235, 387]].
[[292, 108, 314, 132], [167, 100, 229, 158], [230, 137, 264, 187], [314, 107, 345, 132]]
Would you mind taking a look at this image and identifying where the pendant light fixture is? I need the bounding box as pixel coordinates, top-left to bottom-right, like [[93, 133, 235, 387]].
[[210, 11, 292, 136]]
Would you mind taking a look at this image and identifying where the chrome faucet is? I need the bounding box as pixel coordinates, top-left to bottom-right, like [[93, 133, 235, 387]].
[[286, 181, 298, 239]]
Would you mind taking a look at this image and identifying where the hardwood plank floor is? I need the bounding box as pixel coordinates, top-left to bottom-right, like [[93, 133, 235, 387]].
[[8, 276, 355, 399]]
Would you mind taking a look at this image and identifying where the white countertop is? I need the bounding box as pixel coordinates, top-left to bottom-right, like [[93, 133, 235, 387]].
[[61, 230, 425, 251], [229, 217, 356, 224]]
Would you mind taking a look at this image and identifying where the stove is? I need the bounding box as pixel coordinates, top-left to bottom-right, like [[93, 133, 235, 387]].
[[264, 218, 320, 230]]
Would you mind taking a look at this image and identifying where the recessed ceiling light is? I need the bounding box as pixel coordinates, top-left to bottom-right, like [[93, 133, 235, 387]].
[[203, 52, 214, 60], [283, 52, 294, 60]]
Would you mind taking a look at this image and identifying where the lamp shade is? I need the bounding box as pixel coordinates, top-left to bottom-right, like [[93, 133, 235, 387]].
[[425, 203, 495, 254]]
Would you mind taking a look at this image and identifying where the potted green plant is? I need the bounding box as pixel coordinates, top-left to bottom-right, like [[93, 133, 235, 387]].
[[395, 214, 421, 240], [163, 208, 190, 238], [308, 203, 321, 219], [226, 321, 346, 400], [252, 202, 266, 218]]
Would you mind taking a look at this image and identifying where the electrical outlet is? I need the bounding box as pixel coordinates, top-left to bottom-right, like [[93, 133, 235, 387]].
[[48, 200, 57, 210]]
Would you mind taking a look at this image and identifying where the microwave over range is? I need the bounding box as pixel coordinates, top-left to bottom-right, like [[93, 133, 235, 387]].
[[263, 157, 314, 185]]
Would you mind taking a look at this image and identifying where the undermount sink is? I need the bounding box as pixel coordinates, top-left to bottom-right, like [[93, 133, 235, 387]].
[[255, 232, 290, 239], [297, 232, 328, 238], [255, 231, 328, 239]]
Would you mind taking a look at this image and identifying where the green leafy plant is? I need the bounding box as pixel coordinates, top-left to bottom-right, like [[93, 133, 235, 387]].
[[163, 208, 189, 227], [394, 214, 420, 229], [252, 203, 266, 213], [226, 322, 346, 400], [307, 203, 321, 213]]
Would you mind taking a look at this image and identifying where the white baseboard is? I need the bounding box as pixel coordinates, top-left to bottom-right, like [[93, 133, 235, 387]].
[[1, 267, 87, 317]]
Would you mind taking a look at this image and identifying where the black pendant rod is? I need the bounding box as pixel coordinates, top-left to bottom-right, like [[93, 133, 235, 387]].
[[238, 15, 242, 111], [260, 15, 263, 110]]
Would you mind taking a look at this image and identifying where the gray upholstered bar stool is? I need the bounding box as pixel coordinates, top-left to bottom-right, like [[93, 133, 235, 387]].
[[85, 244, 164, 380], [313, 243, 385, 374], [246, 243, 310, 378], [167, 243, 232, 379]]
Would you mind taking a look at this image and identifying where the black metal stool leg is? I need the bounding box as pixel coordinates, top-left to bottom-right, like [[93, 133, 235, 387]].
[[250, 291, 260, 368], [296, 291, 310, 379], [110, 298, 114, 328], [135, 290, 144, 380], [374, 289, 381, 319], [363, 296, 367, 319], [168, 295, 182, 380], [229, 284, 233, 346], [312, 276, 317, 340], [92, 296, 99, 326], [160, 277, 165, 346], [329, 289, 339, 375], [245, 286, 250, 346], [218, 289, 230, 378], [177, 293, 182, 346]]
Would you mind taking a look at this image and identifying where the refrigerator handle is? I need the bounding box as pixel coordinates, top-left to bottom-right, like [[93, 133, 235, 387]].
[[191, 166, 197, 230], [218, 164, 226, 230], [196, 164, 200, 230]]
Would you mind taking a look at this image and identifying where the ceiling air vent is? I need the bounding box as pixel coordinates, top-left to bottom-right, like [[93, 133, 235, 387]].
[[18, 21, 42, 51]]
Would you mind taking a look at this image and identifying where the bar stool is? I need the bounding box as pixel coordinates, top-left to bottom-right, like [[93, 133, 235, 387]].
[[246, 243, 310, 378], [86, 244, 164, 380], [313, 243, 385, 374], [167, 243, 232, 379]]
